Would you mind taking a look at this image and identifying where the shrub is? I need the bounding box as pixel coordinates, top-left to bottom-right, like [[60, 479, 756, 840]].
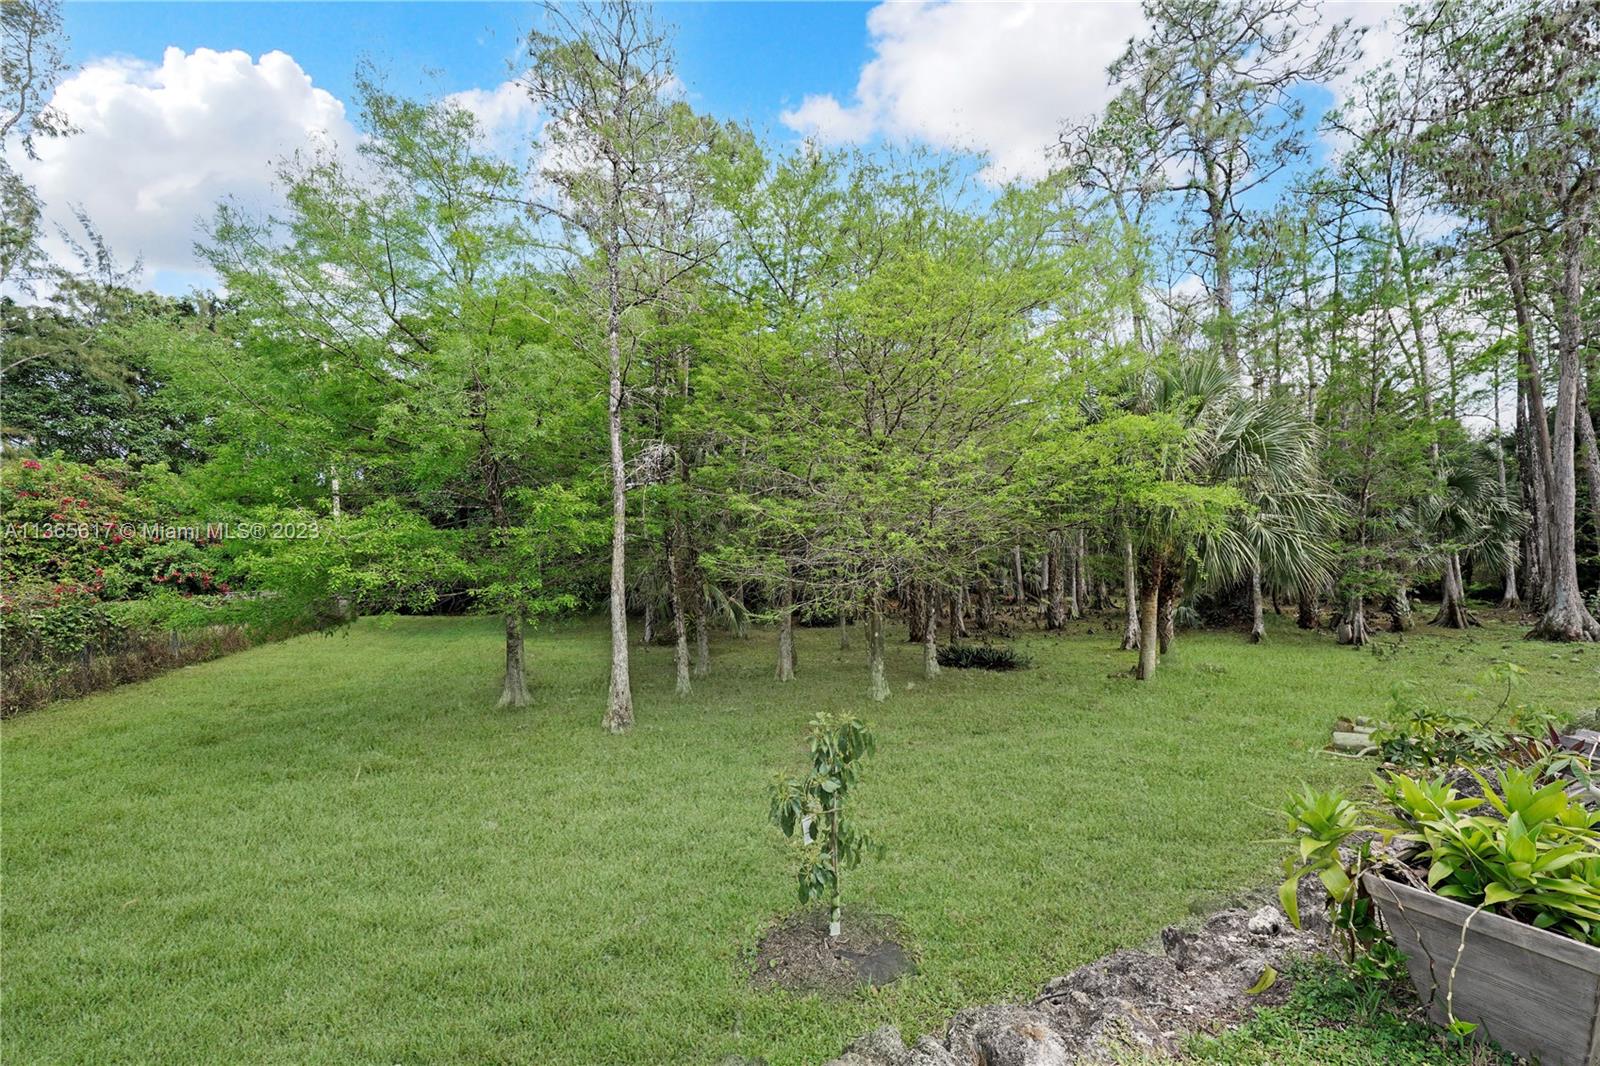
[[935, 642, 1030, 671], [1370, 667, 1555, 773]]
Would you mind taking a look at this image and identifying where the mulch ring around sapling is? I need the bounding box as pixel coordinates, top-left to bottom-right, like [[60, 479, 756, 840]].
[[750, 907, 916, 995]]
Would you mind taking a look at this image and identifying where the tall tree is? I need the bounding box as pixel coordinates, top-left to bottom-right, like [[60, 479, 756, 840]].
[[1413, 0, 1600, 640], [203, 82, 597, 704], [1112, 0, 1355, 383], [1, 0, 73, 291], [526, 0, 722, 729]]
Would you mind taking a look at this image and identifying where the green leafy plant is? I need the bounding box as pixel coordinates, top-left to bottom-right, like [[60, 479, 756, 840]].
[[1279, 787, 1403, 980], [1380, 765, 1600, 944], [1284, 765, 1600, 955], [769, 712, 880, 937], [1370, 671, 1556, 772], [935, 642, 1031, 671]]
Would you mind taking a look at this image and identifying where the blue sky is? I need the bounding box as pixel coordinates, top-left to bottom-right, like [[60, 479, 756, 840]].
[[25, 2, 1387, 295], [60, 2, 876, 132]]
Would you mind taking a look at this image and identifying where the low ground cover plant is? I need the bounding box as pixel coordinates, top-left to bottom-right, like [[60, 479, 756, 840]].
[[935, 643, 1030, 671]]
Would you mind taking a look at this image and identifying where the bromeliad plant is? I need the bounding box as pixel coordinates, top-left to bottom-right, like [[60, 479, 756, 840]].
[[1380, 767, 1600, 945], [1279, 786, 1403, 978], [1283, 762, 1600, 955], [769, 712, 879, 938]]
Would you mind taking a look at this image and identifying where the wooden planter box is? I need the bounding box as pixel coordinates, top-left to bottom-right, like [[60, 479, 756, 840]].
[[1364, 871, 1600, 1066]]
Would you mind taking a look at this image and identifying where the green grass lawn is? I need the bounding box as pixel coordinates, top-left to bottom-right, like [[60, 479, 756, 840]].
[[4, 612, 1596, 1065]]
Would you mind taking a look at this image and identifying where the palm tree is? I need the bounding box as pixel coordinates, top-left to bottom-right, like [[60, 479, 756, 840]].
[[1416, 450, 1527, 629], [1189, 391, 1340, 642], [1123, 355, 1339, 678]]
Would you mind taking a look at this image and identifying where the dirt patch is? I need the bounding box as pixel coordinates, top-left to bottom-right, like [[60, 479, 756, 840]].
[[751, 908, 916, 995]]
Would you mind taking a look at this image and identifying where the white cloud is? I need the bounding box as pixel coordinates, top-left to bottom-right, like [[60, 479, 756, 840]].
[[1328, 1, 1403, 96], [782, 1, 1147, 183], [445, 79, 539, 152], [789, 1, 1406, 186], [781, 93, 876, 145], [9, 47, 358, 289]]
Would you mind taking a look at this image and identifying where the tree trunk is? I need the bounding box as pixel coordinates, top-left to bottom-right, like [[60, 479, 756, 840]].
[[1039, 553, 1050, 621], [1336, 594, 1368, 647], [1518, 381, 1546, 611], [1495, 421, 1521, 611], [498, 612, 529, 708], [1296, 585, 1318, 630], [1247, 568, 1266, 643], [1066, 534, 1081, 620], [1205, 169, 1239, 380], [1136, 564, 1162, 680], [1134, 550, 1164, 681], [775, 576, 796, 682], [1013, 545, 1026, 606], [668, 532, 691, 696], [1387, 584, 1414, 632], [828, 805, 842, 937], [838, 609, 851, 650], [1046, 534, 1066, 629], [1578, 401, 1600, 550], [1529, 218, 1600, 641], [1157, 572, 1181, 656], [693, 595, 710, 678], [976, 575, 994, 631], [867, 591, 888, 702], [330, 464, 351, 621], [922, 595, 941, 680], [906, 583, 926, 644], [1500, 558, 1522, 612], [602, 260, 634, 734], [1503, 245, 1557, 607], [1432, 555, 1478, 629], [1121, 534, 1140, 651]]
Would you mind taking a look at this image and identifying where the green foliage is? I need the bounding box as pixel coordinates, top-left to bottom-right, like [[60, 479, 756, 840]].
[[935, 643, 1031, 671], [769, 712, 880, 929], [1, 296, 208, 468], [1381, 766, 1600, 945], [232, 502, 467, 621], [1283, 762, 1600, 956], [1370, 665, 1554, 772], [1279, 786, 1402, 980]]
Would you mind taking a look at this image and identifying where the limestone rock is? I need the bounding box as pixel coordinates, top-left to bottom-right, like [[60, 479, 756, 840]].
[[823, 1025, 912, 1066], [1246, 906, 1283, 936], [945, 1005, 1073, 1066], [820, 881, 1329, 1066]]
